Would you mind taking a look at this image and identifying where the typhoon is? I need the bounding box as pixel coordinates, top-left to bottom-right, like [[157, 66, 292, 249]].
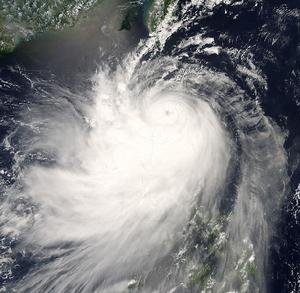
[[0, 0, 299, 293]]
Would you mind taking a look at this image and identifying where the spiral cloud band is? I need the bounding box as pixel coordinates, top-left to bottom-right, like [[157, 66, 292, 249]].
[[8, 62, 229, 292]]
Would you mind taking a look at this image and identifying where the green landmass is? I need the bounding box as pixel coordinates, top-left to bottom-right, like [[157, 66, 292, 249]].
[[144, 0, 176, 32], [0, 0, 101, 54], [0, 0, 175, 54]]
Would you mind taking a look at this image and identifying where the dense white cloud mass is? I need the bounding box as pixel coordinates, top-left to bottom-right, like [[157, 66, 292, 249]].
[[14, 62, 229, 292]]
